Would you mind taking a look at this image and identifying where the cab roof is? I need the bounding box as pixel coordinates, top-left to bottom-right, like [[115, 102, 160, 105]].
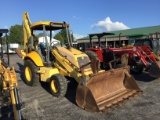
[[30, 21, 70, 31]]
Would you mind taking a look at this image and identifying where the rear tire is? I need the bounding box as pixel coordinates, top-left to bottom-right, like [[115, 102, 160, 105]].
[[49, 74, 68, 97], [85, 50, 98, 60], [85, 50, 100, 69], [23, 60, 40, 86]]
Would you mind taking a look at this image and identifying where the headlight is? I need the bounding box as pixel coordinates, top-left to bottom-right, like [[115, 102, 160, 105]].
[[133, 47, 136, 52]]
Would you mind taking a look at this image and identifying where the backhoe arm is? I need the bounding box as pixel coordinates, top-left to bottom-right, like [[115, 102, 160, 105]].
[[23, 12, 32, 53], [51, 47, 82, 82]]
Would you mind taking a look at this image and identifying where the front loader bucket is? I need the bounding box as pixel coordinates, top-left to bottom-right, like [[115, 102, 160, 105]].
[[76, 67, 142, 112], [149, 62, 160, 78]]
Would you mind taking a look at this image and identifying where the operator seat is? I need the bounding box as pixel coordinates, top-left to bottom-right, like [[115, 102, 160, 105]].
[[39, 42, 46, 56]]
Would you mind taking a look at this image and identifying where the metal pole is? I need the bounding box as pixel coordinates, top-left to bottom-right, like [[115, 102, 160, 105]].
[[65, 26, 70, 46], [0, 35, 2, 59], [14, 87, 22, 120], [98, 36, 101, 48], [43, 25, 50, 65], [119, 33, 122, 47], [89, 35, 93, 47], [6, 33, 10, 66], [68, 28, 73, 47], [50, 30, 52, 45]]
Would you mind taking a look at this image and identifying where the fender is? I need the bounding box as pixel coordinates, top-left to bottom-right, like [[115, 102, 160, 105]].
[[24, 51, 44, 66]]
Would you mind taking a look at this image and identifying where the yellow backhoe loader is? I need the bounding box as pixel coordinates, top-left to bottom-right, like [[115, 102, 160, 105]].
[[0, 29, 22, 120], [16, 12, 142, 112]]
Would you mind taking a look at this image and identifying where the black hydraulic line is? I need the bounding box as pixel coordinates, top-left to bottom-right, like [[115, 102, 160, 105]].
[[14, 87, 22, 120]]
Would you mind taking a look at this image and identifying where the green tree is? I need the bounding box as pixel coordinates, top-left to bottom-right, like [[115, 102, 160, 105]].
[[36, 32, 45, 38], [54, 28, 74, 44], [8, 25, 23, 45], [70, 33, 74, 42], [60, 28, 68, 43], [54, 33, 64, 43]]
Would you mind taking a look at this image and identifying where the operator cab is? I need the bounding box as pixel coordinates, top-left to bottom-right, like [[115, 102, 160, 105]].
[[29, 21, 72, 65]]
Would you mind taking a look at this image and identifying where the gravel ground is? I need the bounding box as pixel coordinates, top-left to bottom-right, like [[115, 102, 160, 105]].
[[1, 54, 160, 120]]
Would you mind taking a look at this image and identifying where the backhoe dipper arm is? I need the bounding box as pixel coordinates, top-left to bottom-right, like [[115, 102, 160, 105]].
[[23, 12, 32, 52]]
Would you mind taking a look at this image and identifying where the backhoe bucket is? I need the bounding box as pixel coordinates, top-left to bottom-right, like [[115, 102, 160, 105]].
[[76, 67, 142, 112], [149, 62, 160, 78]]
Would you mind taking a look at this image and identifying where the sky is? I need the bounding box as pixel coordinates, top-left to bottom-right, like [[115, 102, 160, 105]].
[[1, 0, 160, 40]]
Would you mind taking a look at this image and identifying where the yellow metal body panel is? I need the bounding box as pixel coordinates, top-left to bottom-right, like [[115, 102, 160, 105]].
[[57, 47, 89, 68], [20, 50, 27, 60], [52, 47, 94, 83], [24, 51, 44, 66], [39, 67, 59, 82]]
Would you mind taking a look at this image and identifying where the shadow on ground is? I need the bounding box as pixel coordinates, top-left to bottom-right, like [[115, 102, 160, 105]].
[[0, 105, 14, 120], [16, 62, 24, 80], [132, 71, 157, 82], [65, 78, 78, 105], [40, 77, 78, 106]]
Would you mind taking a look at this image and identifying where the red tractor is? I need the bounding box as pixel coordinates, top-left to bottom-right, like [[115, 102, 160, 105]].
[[85, 32, 160, 77], [85, 32, 116, 69]]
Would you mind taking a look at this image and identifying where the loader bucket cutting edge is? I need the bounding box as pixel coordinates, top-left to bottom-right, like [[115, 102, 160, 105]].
[[76, 67, 142, 112], [149, 62, 160, 78]]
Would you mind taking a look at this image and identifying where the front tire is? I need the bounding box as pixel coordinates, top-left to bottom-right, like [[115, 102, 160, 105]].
[[130, 64, 143, 74], [85, 50, 100, 70], [85, 50, 98, 61], [23, 60, 40, 86], [49, 74, 68, 97]]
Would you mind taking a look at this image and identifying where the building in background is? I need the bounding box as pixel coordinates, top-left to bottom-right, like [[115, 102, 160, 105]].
[[77, 25, 160, 51]]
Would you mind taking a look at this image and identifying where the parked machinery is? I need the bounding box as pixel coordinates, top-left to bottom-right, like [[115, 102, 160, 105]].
[[124, 34, 160, 77], [85, 32, 160, 78], [0, 29, 22, 120], [16, 12, 142, 112]]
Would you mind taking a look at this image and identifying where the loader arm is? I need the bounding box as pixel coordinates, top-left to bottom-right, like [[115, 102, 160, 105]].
[[51, 46, 93, 83]]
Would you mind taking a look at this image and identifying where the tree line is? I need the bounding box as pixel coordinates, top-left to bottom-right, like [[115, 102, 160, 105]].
[[3, 24, 74, 45]]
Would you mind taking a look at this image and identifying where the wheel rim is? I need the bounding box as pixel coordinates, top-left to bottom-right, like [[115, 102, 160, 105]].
[[51, 80, 58, 93], [25, 66, 32, 82]]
